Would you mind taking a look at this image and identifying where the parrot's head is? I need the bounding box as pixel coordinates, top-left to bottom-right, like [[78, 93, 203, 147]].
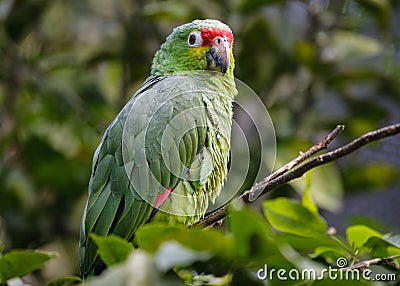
[[151, 19, 234, 77]]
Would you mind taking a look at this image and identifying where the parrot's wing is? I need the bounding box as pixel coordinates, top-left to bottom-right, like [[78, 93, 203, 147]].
[[79, 74, 210, 276]]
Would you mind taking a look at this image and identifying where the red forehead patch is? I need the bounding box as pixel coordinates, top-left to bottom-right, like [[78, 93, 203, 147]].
[[200, 28, 234, 47]]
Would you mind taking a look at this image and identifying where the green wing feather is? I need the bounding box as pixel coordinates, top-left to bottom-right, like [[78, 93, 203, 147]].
[[78, 74, 224, 276]]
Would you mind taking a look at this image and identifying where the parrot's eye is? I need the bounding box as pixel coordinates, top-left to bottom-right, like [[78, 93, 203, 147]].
[[187, 31, 202, 47]]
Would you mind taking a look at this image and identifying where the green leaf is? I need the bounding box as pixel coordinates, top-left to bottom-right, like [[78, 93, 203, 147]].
[[313, 246, 349, 264], [90, 234, 133, 267], [364, 233, 400, 258], [47, 275, 82, 286], [281, 233, 351, 254], [291, 164, 343, 212], [264, 198, 327, 236], [86, 250, 182, 286], [136, 224, 181, 252], [302, 172, 318, 215], [136, 224, 233, 258], [346, 225, 381, 254], [154, 241, 210, 271], [0, 250, 57, 283], [229, 206, 277, 259]]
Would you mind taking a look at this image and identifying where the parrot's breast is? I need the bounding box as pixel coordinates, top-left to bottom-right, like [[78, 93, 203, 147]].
[[156, 73, 237, 224]]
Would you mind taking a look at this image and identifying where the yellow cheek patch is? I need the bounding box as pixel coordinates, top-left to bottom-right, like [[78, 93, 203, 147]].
[[190, 46, 209, 58]]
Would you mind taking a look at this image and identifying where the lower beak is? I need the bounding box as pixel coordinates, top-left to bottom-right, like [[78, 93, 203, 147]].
[[206, 36, 230, 74]]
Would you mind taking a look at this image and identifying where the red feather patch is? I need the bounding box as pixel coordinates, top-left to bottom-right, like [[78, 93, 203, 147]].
[[200, 28, 233, 48], [154, 187, 173, 209]]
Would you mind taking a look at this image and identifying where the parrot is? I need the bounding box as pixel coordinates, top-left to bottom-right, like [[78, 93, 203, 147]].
[[78, 19, 237, 277]]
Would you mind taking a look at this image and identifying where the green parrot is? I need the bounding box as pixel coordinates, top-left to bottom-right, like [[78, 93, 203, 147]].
[[79, 19, 237, 276]]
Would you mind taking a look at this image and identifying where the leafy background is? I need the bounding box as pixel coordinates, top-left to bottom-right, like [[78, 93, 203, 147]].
[[0, 0, 399, 285]]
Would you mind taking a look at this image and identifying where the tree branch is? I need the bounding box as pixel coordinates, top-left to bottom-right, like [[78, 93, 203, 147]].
[[342, 254, 400, 271], [194, 123, 400, 228], [246, 124, 345, 201]]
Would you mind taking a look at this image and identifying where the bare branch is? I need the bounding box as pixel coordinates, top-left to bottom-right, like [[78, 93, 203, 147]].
[[194, 123, 400, 228], [247, 124, 345, 201], [342, 254, 400, 271]]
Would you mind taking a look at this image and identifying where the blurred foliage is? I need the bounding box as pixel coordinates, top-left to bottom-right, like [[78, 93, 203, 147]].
[[85, 196, 400, 286], [0, 0, 399, 285], [2, 197, 398, 285], [90, 234, 133, 267], [0, 246, 57, 284]]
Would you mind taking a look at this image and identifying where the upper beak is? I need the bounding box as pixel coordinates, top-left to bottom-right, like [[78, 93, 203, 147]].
[[206, 36, 230, 74]]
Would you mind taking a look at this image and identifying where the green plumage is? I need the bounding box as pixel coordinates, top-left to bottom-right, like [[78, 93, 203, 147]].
[[79, 19, 237, 276]]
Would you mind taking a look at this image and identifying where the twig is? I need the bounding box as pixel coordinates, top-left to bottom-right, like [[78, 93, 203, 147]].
[[194, 123, 400, 227], [341, 254, 400, 271], [247, 124, 345, 201]]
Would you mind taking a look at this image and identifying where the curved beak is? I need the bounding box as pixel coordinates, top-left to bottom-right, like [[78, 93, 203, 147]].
[[206, 36, 230, 74]]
